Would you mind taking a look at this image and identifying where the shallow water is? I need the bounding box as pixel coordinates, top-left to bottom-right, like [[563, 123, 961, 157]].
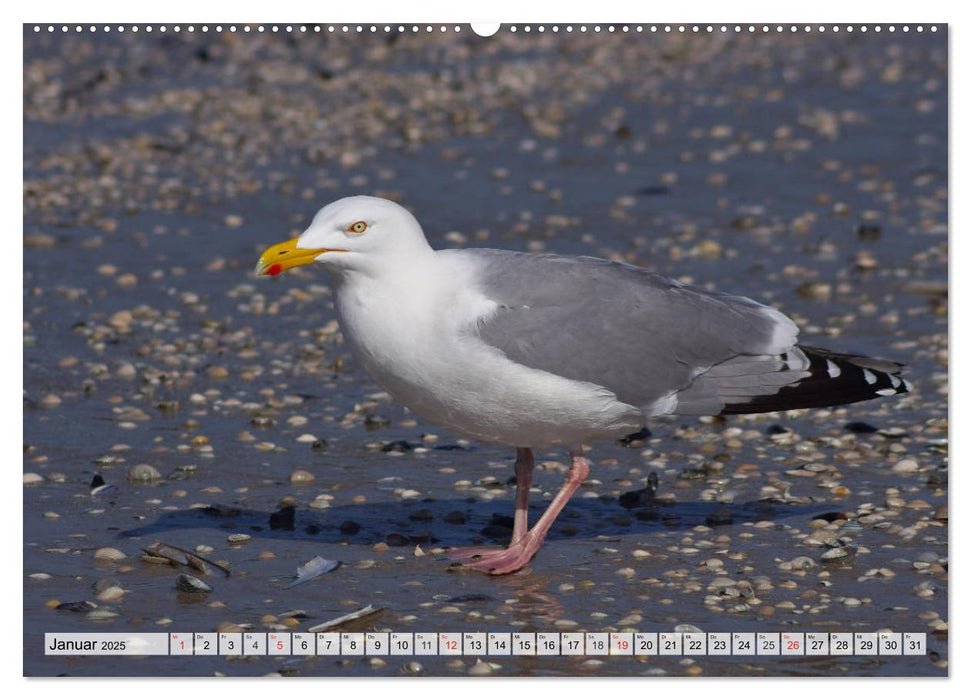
[[23, 25, 947, 677]]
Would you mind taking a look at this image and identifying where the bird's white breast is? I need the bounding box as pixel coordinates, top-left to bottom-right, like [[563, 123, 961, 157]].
[[331, 255, 643, 448]]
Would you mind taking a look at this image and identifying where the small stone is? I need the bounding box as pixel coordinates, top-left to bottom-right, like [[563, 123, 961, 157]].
[[365, 414, 391, 430], [892, 458, 919, 473], [207, 365, 229, 380], [93, 547, 126, 562], [340, 521, 361, 535], [795, 281, 832, 301], [127, 464, 162, 482], [96, 586, 125, 602], [25, 232, 56, 248], [86, 609, 119, 621], [855, 251, 878, 270], [789, 556, 816, 571], [693, 240, 722, 259], [23, 473, 44, 485], [289, 469, 315, 484], [38, 394, 62, 409], [844, 421, 878, 434], [401, 661, 424, 675], [309, 495, 332, 510], [468, 660, 493, 676]]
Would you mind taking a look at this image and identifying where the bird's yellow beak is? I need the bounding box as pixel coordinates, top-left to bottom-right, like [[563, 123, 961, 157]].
[[255, 237, 343, 276]]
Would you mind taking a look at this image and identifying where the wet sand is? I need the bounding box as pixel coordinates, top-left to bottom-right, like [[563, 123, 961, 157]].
[[23, 25, 947, 676]]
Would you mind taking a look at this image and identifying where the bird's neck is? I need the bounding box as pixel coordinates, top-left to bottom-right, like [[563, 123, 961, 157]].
[[328, 247, 439, 290]]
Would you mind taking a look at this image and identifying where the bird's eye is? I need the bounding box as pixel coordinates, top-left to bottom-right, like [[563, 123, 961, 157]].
[[347, 221, 368, 235]]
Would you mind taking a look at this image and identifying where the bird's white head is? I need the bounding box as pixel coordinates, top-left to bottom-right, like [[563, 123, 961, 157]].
[[256, 196, 432, 277]]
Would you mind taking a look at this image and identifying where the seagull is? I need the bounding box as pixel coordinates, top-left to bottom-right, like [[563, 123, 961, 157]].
[[256, 195, 910, 575]]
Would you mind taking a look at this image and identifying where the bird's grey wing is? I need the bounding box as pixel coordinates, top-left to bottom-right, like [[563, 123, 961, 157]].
[[448, 249, 805, 416]]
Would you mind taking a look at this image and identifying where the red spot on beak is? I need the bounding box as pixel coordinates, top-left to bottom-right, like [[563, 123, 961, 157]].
[[266, 264, 283, 276]]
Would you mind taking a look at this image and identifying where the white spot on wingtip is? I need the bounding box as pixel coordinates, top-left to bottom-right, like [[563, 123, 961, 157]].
[[862, 369, 877, 385], [890, 375, 901, 389], [826, 360, 841, 378], [876, 388, 898, 396]]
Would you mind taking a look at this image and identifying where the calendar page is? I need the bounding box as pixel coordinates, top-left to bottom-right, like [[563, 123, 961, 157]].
[[22, 11, 948, 680]]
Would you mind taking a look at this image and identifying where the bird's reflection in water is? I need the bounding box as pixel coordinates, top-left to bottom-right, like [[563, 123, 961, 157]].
[[492, 575, 567, 629]]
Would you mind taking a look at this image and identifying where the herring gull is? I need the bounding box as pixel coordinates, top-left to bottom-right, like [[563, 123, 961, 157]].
[[256, 195, 909, 575]]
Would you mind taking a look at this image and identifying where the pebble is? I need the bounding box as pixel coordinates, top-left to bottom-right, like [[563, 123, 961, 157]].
[[215, 622, 245, 633], [400, 661, 424, 675], [207, 366, 229, 380], [87, 609, 119, 621], [23, 473, 44, 485], [788, 556, 816, 571], [96, 586, 125, 602], [127, 464, 161, 482], [289, 469, 316, 483], [796, 282, 832, 300], [93, 547, 126, 562], [24, 232, 56, 248], [38, 394, 62, 409], [892, 458, 920, 473], [468, 660, 493, 676], [309, 496, 332, 510]]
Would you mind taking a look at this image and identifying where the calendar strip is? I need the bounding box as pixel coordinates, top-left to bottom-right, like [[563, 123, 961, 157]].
[[45, 631, 927, 657]]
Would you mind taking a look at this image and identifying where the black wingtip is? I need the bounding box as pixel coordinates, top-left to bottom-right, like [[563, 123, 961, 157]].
[[720, 346, 910, 415]]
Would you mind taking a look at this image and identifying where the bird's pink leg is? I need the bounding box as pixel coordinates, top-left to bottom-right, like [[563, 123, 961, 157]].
[[450, 450, 589, 575], [448, 448, 534, 561], [511, 447, 534, 542]]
